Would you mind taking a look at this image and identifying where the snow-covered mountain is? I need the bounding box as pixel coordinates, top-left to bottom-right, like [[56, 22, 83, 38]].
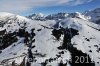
[[45, 13, 68, 20], [0, 9, 100, 66], [28, 12, 86, 21], [27, 8, 100, 24], [84, 8, 100, 24], [27, 13, 46, 21]]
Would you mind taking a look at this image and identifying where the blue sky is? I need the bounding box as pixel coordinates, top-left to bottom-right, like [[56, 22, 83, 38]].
[[0, 0, 100, 16]]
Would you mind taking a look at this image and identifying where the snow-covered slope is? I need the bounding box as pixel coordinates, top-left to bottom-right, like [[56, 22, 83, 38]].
[[67, 12, 87, 20], [0, 12, 29, 21], [0, 12, 100, 66]]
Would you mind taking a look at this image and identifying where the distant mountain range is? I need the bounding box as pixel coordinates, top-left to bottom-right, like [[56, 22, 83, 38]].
[[27, 8, 100, 24]]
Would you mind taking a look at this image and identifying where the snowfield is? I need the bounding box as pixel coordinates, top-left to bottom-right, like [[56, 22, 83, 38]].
[[0, 11, 100, 66]]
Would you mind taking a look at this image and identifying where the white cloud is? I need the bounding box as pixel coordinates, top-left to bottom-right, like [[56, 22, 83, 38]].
[[67, 0, 93, 5], [0, 0, 93, 14]]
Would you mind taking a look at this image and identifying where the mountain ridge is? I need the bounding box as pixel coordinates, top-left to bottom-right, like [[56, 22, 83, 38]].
[[27, 8, 100, 24]]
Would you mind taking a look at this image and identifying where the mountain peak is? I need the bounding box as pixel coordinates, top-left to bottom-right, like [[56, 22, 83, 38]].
[[37, 13, 45, 17]]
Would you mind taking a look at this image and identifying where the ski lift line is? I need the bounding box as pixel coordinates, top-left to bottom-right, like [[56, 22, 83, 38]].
[[87, 24, 100, 31]]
